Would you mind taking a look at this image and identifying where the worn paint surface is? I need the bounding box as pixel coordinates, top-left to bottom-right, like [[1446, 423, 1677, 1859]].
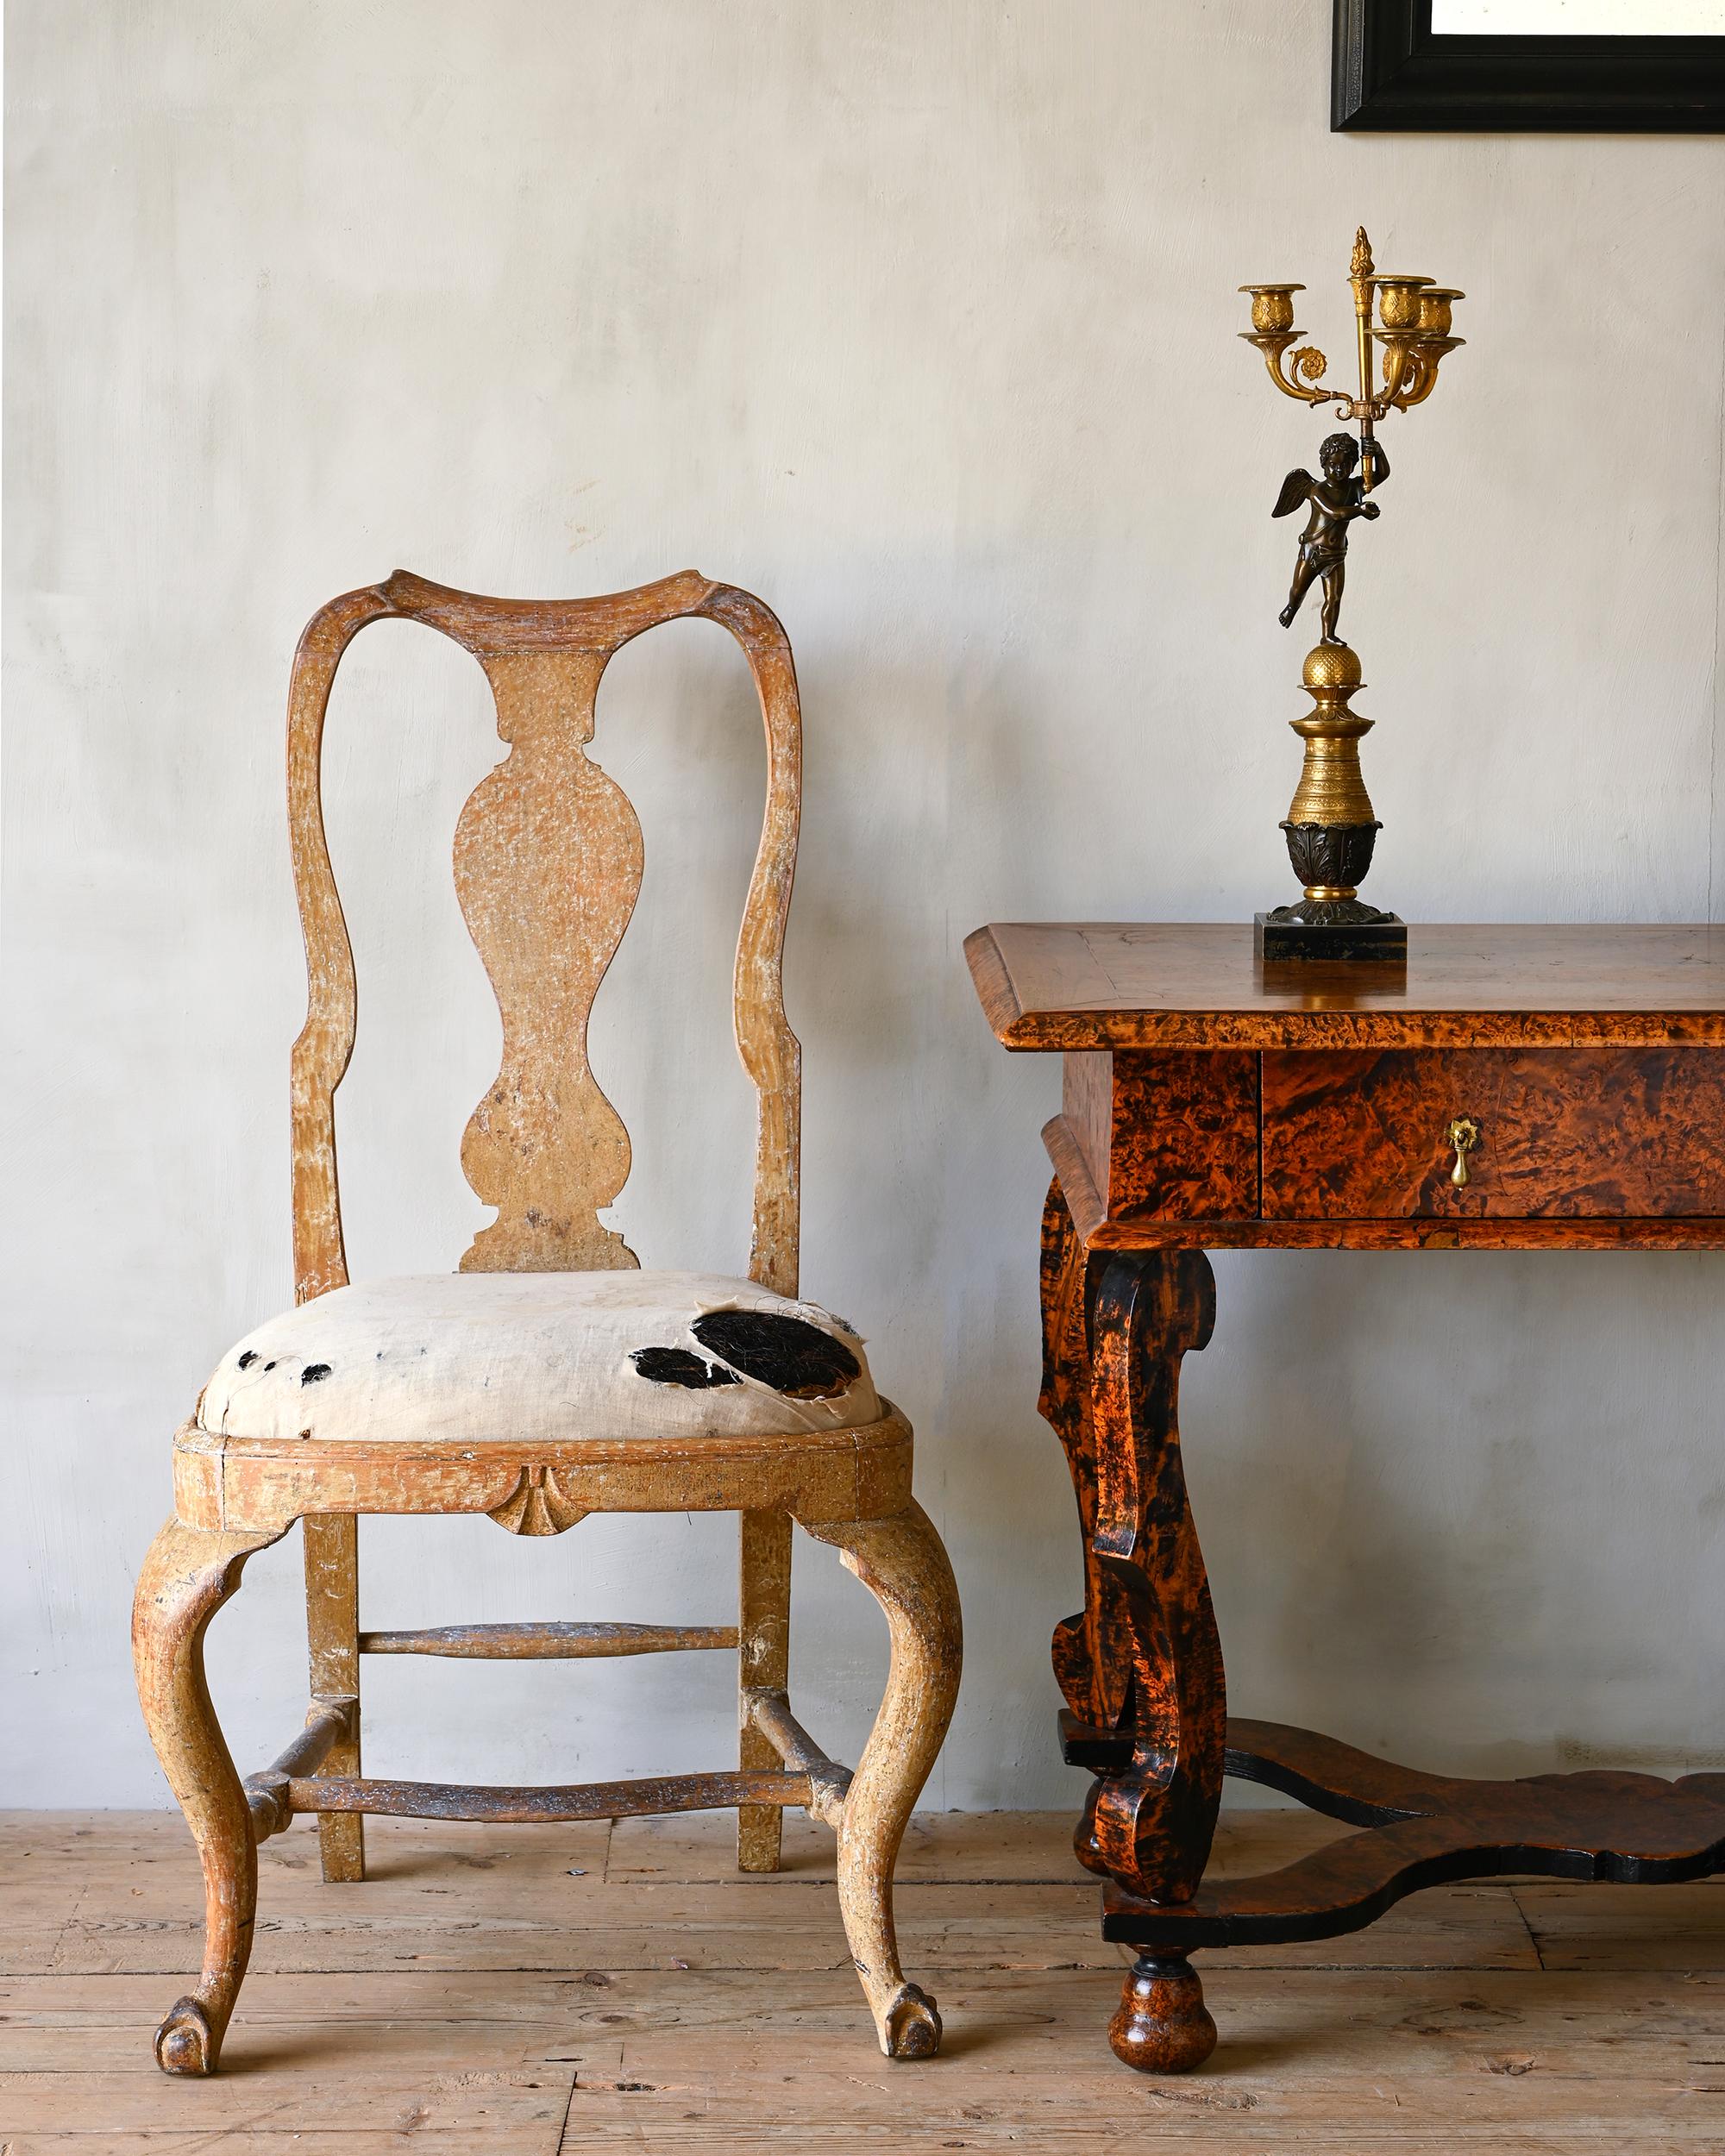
[[356, 1619, 740, 1658], [134, 1470, 961, 2069], [287, 572, 804, 1300], [274, 569, 812, 1885], [127, 570, 961, 2075]]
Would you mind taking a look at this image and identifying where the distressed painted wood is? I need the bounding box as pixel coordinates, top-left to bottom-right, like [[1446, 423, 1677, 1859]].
[[284, 570, 808, 1892], [130, 1518, 290, 2073], [356, 1620, 739, 1659], [744, 1686, 854, 1827], [802, 1501, 963, 2059], [453, 642, 643, 1274], [171, 1413, 917, 1536], [737, 1508, 793, 1872], [304, 1514, 363, 1883], [287, 568, 804, 1300], [281, 1769, 814, 1827], [1261, 1046, 1725, 1219], [136, 573, 960, 2080], [973, 918, 1725, 2072], [244, 1695, 354, 1840], [138, 1480, 955, 2069]]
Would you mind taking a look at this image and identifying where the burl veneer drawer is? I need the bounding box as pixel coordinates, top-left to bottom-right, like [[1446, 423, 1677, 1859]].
[[1261, 1050, 1725, 1220], [1063, 1050, 1260, 1224]]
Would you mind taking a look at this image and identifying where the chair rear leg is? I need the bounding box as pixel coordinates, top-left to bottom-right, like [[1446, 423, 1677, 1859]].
[[737, 1508, 792, 1871], [134, 1517, 285, 2074], [304, 1514, 364, 1882]]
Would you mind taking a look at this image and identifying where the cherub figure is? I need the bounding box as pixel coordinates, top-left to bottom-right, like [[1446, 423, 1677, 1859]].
[[1272, 431, 1387, 645]]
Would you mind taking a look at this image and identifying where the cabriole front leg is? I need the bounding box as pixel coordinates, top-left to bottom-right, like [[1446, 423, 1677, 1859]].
[[801, 1501, 962, 2059], [132, 1515, 287, 2074]]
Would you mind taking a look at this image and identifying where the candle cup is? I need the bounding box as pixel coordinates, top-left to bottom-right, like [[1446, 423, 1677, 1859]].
[[1371, 275, 1433, 333], [1416, 286, 1463, 336], [1239, 282, 1303, 335]]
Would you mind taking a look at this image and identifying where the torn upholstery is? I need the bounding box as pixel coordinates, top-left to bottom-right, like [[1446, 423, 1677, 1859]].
[[198, 1271, 879, 1445]]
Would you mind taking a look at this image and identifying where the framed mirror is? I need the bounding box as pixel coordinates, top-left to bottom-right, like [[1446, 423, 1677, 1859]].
[[1333, 0, 1725, 129]]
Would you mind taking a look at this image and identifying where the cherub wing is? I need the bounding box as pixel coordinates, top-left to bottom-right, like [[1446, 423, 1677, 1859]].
[[1271, 468, 1315, 518]]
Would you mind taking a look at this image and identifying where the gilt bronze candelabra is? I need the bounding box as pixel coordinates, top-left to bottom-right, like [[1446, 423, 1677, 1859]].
[[1239, 228, 1465, 960]]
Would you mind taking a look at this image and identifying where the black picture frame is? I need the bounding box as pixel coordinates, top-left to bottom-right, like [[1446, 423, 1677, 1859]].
[[1333, 0, 1725, 131]]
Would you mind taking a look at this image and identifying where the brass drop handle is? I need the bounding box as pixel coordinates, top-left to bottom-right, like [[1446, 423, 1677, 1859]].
[[1446, 1116, 1480, 1188]]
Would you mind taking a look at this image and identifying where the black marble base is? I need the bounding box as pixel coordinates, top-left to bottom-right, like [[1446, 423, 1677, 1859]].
[[1254, 911, 1408, 962]]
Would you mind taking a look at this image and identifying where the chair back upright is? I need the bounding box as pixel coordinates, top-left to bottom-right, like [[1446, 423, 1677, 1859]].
[[284, 570, 804, 1305]]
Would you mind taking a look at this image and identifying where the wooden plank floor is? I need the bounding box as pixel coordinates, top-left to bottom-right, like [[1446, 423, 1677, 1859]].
[[3, 1806, 1722, 2151]]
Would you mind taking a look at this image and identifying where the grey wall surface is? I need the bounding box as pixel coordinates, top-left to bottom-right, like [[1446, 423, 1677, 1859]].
[[4, 1, 1722, 1808]]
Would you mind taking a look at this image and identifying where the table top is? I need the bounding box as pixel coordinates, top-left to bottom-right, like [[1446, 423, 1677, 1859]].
[[964, 923, 1725, 1051]]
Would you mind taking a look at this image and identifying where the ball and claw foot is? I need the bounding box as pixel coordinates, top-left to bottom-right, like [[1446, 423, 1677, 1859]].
[[1108, 1954, 1217, 2074], [879, 1981, 944, 2059], [154, 1996, 217, 2077]]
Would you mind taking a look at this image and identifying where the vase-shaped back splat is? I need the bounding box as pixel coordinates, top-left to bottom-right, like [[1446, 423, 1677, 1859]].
[[454, 646, 643, 1273], [287, 569, 800, 1302]]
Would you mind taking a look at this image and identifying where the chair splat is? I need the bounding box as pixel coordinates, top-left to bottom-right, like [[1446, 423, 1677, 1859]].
[[455, 645, 642, 1274], [285, 569, 804, 1297]]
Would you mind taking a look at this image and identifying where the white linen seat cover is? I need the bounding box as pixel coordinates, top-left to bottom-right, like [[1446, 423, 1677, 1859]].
[[197, 1271, 881, 1446]]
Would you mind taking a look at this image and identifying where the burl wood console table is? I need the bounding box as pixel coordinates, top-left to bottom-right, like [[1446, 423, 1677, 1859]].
[[965, 921, 1725, 2072]]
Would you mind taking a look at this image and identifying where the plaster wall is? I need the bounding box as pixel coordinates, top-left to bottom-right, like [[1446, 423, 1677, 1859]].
[[5, 0, 1723, 1806]]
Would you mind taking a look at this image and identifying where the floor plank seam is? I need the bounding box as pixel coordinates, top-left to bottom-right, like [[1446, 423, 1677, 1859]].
[[552, 2059, 580, 2155], [1504, 1883, 1550, 1974]]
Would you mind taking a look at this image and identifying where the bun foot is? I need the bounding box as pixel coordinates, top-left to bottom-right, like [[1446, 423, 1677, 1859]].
[[1108, 1953, 1217, 2074], [154, 1996, 217, 2076], [880, 1981, 944, 2059]]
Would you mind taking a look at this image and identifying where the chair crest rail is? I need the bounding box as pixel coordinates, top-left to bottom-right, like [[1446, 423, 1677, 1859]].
[[286, 569, 803, 1301]]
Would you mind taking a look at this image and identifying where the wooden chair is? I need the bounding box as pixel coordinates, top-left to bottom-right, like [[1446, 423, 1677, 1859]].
[[132, 570, 963, 2077]]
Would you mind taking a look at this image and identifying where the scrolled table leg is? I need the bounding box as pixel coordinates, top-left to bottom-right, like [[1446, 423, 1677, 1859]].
[[1086, 1244, 1225, 1908], [1037, 1186, 1227, 2069]]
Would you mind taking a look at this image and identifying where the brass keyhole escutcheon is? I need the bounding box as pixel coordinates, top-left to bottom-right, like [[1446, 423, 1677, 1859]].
[[1446, 1116, 1481, 1188]]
